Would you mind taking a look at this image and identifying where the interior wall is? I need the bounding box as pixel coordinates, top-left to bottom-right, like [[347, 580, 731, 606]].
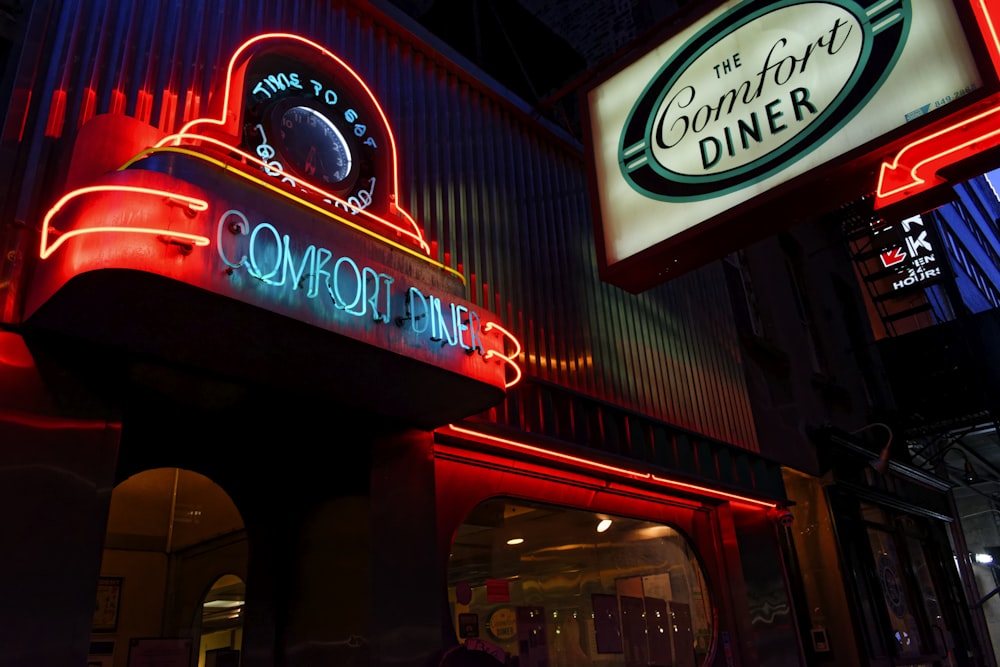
[[94, 465, 249, 667], [95, 550, 169, 666]]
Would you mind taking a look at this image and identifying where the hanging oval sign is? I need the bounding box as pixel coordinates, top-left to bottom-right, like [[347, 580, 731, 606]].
[[619, 0, 911, 201]]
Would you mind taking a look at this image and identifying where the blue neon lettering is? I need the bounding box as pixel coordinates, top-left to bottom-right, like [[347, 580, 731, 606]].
[[311, 247, 333, 298], [218, 210, 486, 355], [332, 256, 361, 311], [284, 240, 314, 290], [248, 222, 282, 283], [407, 287, 429, 334], [217, 209, 249, 269]]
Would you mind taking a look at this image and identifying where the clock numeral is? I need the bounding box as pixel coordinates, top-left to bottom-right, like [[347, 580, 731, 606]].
[[253, 124, 297, 187], [335, 177, 376, 216], [253, 125, 275, 161]]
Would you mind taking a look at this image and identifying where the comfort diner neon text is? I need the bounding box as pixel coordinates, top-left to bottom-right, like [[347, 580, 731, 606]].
[[216, 208, 485, 354]]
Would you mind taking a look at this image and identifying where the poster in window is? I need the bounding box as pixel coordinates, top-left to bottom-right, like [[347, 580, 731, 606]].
[[459, 613, 480, 638], [92, 577, 122, 632]]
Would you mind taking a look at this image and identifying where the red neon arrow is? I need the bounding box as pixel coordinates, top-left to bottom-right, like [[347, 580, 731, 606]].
[[875, 105, 1000, 208], [875, 0, 1000, 209]]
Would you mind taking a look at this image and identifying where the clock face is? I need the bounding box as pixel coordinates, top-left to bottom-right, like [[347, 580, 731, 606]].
[[277, 104, 353, 186], [240, 51, 384, 209]]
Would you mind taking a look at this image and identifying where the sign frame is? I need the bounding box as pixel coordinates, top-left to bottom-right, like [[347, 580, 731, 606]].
[[581, 0, 1000, 293]]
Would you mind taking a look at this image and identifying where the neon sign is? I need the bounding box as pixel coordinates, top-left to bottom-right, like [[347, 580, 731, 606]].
[[875, 101, 1000, 208], [39, 185, 210, 260], [157, 32, 429, 253], [217, 208, 489, 356], [875, 0, 1000, 209], [28, 33, 523, 397], [856, 213, 943, 295], [437, 423, 779, 509]]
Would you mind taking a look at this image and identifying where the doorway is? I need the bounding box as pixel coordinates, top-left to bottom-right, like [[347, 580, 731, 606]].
[[89, 467, 248, 667]]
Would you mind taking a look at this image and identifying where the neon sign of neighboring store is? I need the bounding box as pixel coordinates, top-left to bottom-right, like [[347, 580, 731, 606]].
[[27, 33, 522, 392], [874, 214, 942, 291]]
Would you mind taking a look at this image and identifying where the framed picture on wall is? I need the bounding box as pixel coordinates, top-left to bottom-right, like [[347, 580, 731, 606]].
[[92, 577, 123, 632]]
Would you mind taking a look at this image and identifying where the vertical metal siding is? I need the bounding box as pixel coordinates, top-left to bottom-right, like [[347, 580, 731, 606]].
[[2, 0, 759, 451]]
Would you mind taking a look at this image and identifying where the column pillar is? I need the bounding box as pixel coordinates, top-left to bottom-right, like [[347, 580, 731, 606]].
[[371, 427, 443, 667], [0, 332, 121, 667]]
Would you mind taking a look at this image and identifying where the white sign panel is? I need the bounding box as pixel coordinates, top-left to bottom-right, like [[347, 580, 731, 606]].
[[587, 0, 982, 284]]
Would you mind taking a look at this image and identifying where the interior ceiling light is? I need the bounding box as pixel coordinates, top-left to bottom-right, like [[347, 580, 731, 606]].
[[506, 537, 524, 546], [596, 519, 613, 533]]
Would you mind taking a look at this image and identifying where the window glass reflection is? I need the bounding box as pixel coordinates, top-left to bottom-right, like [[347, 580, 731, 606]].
[[447, 498, 713, 667]]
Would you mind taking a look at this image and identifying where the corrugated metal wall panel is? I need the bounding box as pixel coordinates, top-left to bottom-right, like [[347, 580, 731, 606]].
[[0, 0, 759, 451]]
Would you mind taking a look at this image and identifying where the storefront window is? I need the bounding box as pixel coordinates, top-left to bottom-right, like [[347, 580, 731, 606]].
[[447, 498, 713, 667], [904, 536, 949, 656], [861, 501, 955, 662], [868, 526, 925, 658], [95, 468, 247, 667]]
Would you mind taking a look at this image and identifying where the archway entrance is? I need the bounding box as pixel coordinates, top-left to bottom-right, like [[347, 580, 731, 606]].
[[89, 468, 247, 667], [200, 574, 246, 667]]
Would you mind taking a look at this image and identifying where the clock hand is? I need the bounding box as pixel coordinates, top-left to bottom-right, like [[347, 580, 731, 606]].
[[304, 145, 317, 176]]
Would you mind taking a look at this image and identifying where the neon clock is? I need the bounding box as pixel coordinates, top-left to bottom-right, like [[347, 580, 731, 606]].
[[240, 49, 381, 213], [29, 33, 524, 400], [274, 105, 353, 184], [149, 33, 429, 253]]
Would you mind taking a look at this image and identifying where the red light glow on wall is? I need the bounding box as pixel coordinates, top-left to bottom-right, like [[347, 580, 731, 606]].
[[0, 332, 35, 369], [875, 0, 1000, 209]]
